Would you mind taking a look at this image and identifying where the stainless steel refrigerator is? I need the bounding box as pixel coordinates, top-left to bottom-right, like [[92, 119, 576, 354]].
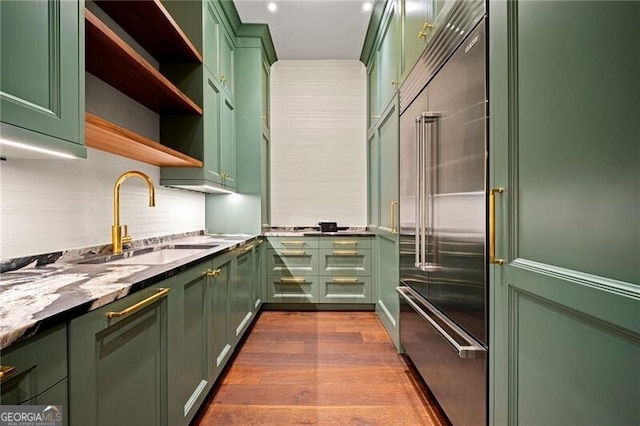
[[397, 18, 488, 426]]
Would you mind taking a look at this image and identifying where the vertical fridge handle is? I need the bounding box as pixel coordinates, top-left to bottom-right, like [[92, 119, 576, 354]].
[[415, 117, 422, 269], [419, 112, 441, 271]]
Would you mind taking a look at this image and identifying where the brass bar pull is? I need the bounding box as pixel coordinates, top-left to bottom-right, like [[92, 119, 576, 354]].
[[0, 365, 17, 381], [390, 200, 398, 234], [239, 244, 254, 254], [332, 278, 359, 283], [280, 250, 307, 256], [280, 277, 306, 283], [489, 188, 505, 265], [333, 241, 358, 246], [206, 268, 221, 277], [106, 288, 170, 319], [333, 250, 358, 256], [281, 241, 306, 246]]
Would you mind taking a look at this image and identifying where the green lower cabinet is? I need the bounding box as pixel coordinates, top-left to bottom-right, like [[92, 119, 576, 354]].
[[168, 260, 213, 425], [319, 248, 372, 277], [319, 276, 372, 304], [69, 284, 171, 426], [267, 275, 319, 303], [252, 240, 266, 310], [208, 254, 233, 380], [375, 233, 400, 350], [267, 248, 319, 277], [0, 323, 68, 425], [230, 245, 254, 344]]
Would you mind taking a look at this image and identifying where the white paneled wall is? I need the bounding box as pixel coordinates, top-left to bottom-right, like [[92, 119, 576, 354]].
[[270, 60, 367, 226], [0, 148, 204, 259]]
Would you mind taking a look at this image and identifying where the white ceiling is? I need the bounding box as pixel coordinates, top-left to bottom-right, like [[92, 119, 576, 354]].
[[233, 0, 373, 60]]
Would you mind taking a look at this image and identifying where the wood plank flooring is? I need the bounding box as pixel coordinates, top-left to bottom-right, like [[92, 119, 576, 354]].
[[194, 311, 449, 425]]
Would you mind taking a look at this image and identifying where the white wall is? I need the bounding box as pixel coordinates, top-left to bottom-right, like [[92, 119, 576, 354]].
[[270, 60, 367, 226], [0, 148, 205, 259]]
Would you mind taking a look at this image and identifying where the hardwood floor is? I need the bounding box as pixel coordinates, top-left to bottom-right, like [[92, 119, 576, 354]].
[[194, 311, 449, 425]]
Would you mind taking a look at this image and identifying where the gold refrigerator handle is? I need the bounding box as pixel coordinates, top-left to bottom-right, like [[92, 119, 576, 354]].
[[489, 188, 505, 265], [106, 288, 171, 319]]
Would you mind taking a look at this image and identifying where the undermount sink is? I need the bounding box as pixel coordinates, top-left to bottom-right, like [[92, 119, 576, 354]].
[[105, 248, 208, 265]]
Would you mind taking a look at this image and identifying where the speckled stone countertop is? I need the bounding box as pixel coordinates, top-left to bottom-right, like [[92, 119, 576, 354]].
[[263, 226, 375, 237], [0, 231, 258, 350]]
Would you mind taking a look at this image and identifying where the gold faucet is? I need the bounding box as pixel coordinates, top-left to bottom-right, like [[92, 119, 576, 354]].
[[112, 171, 156, 254]]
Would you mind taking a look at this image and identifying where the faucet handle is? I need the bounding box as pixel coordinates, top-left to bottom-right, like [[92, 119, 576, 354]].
[[121, 225, 132, 244]]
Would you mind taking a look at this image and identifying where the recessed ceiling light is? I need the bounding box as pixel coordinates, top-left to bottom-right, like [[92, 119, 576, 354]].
[[362, 2, 372, 12], [268, 2, 277, 12]]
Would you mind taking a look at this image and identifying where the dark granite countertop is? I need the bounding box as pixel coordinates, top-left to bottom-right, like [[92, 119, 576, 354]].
[[0, 232, 258, 350]]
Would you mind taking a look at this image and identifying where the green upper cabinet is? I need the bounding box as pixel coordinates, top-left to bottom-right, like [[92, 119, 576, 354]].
[[261, 60, 270, 132], [401, 0, 450, 78], [204, 0, 234, 97], [378, 99, 399, 234], [220, 31, 235, 96], [220, 92, 237, 189], [0, 0, 85, 159]]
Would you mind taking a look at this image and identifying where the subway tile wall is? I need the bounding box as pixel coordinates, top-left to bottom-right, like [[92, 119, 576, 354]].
[[0, 148, 205, 259]]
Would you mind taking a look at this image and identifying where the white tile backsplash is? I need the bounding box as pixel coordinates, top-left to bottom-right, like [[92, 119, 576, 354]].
[[270, 60, 367, 226], [0, 148, 205, 259]]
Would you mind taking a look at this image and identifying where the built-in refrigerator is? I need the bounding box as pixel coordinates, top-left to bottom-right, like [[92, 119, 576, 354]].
[[397, 17, 488, 426]]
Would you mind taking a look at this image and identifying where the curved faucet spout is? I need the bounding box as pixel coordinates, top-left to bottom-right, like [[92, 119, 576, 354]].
[[112, 171, 156, 254]]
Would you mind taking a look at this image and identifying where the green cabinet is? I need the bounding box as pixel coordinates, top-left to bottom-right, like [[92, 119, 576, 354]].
[[252, 239, 266, 310], [69, 284, 171, 425], [490, 1, 640, 424], [231, 243, 254, 344], [208, 253, 233, 380], [220, 92, 237, 189], [0, 0, 85, 159], [375, 233, 400, 349], [203, 0, 234, 97], [0, 324, 68, 424]]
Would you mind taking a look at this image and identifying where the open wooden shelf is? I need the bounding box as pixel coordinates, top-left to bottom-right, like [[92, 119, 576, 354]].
[[94, 0, 202, 63], [85, 113, 203, 167], [85, 9, 202, 115]]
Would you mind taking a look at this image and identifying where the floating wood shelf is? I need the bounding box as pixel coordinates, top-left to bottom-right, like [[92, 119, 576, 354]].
[[93, 0, 202, 63], [85, 113, 203, 167], [85, 9, 202, 115]]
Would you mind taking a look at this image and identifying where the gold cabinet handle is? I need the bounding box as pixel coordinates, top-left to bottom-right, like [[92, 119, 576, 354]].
[[280, 250, 307, 256], [390, 200, 398, 234], [239, 244, 255, 254], [489, 188, 505, 265], [391, 80, 398, 86], [418, 22, 434, 38], [0, 365, 17, 381], [280, 277, 306, 283], [106, 288, 170, 319], [281, 241, 306, 246], [371, 115, 381, 119], [332, 277, 359, 283], [206, 268, 222, 277], [332, 241, 358, 246], [332, 250, 358, 256], [220, 74, 227, 84]]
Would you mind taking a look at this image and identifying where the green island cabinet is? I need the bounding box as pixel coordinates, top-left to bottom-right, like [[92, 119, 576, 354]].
[[0, 0, 85, 159], [266, 237, 374, 305], [0, 324, 68, 425]]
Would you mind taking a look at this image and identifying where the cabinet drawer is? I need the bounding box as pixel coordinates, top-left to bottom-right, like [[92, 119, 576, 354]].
[[319, 276, 372, 304], [0, 323, 67, 404], [267, 248, 318, 276], [267, 275, 318, 303], [267, 237, 318, 249], [319, 237, 372, 249], [319, 248, 372, 276]]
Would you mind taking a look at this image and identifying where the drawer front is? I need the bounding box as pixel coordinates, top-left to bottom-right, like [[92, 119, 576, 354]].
[[0, 323, 67, 404], [319, 248, 372, 276], [318, 237, 372, 249], [319, 276, 372, 304], [267, 248, 318, 276], [267, 237, 318, 250], [267, 275, 318, 303]]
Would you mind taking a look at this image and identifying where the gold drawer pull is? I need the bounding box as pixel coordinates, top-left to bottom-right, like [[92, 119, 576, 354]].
[[239, 244, 254, 254], [206, 268, 222, 277], [489, 188, 505, 265], [280, 250, 307, 256], [280, 277, 306, 283], [332, 278, 359, 283], [332, 241, 358, 246], [333, 250, 358, 256], [0, 365, 17, 381], [106, 288, 170, 319], [281, 241, 306, 246]]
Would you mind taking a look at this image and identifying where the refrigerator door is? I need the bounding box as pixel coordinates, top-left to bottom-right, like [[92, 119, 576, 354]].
[[424, 20, 488, 344]]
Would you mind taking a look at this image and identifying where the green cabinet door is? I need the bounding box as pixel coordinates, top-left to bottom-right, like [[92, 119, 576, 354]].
[[69, 284, 171, 425], [203, 0, 221, 79], [367, 56, 380, 130], [0, 0, 84, 158], [261, 60, 270, 131], [376, 233, 400, 350], [169, 260, 213, 424], [231, 245, 253, 343], [252, 240, 266, 310], [204, 74, 223, 185], [368, 131, 380, 227], [378, 99, 399, 233], [377, 1, 400, 115], [209, 254, 233, 379], [220, 92, 236, 189], [219, 30, 235, 96], [490, 2, 640, 425]]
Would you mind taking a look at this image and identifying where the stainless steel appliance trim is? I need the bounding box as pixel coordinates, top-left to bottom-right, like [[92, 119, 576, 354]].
[[397, 286, 485, 358], [414, 116, 421, 269]]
